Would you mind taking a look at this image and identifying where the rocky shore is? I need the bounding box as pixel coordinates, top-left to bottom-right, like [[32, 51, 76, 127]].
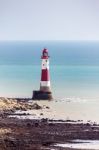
[[0, 97, 99, 150]]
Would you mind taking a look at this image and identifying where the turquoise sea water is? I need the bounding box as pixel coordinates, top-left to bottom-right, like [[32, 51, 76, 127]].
[[0, 41, 99, 99]]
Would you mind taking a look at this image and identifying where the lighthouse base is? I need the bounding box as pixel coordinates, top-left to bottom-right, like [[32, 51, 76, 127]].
[[32, 90, 53, 100]]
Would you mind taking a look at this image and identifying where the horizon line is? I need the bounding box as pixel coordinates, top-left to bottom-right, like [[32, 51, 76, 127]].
[[0, 39, 99, 42]]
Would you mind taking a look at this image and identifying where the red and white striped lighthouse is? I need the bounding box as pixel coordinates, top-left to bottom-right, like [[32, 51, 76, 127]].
[[32, 48, 53, 100], [40, 48, 51, 92]]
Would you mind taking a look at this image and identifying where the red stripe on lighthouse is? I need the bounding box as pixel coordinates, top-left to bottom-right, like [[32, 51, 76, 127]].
[[41, 69, 50, 81]]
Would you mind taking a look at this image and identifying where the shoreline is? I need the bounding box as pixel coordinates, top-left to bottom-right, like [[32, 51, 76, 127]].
[[0, 97, 99, 149]]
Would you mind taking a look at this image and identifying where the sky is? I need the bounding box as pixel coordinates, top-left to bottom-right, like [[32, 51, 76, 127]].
[[0, 0, 99, 41]]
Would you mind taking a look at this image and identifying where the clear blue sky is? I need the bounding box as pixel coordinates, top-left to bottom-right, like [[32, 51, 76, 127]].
[[0, 0, 99, 41]]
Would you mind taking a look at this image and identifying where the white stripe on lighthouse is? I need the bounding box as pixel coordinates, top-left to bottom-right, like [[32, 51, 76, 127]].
[[42, 59, 49, 70], [40, 81, 50, 87]]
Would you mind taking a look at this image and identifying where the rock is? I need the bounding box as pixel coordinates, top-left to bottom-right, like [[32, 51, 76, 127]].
[[41, 118, 48, 123], [0, 98, 43, 117], [32, 103, 42, 110], [40, 113, 43, 116], [46, 106, 50, 109], [34, 122, 39, 127]]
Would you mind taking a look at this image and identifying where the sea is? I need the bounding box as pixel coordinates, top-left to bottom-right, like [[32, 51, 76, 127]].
[[0, 40, 99, 100]]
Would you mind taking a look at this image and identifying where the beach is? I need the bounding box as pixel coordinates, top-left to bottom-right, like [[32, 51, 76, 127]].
[[0, 97, 99, 150]]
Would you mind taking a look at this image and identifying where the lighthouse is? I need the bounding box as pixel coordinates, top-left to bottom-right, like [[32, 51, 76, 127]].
[[32, 48, 53, 100]]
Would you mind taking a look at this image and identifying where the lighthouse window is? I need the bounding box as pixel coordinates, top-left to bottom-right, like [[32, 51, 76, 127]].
[[44, 53, 48, 57]]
